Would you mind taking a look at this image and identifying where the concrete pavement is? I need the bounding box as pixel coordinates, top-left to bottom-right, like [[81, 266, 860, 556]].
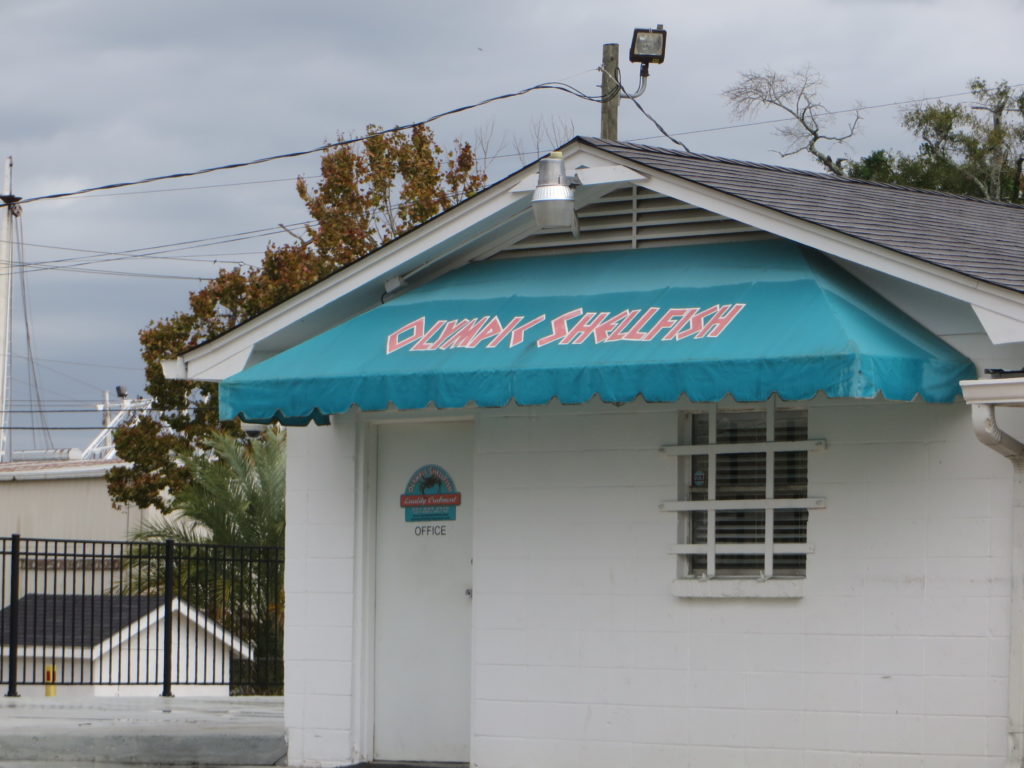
[[0, 696, 285, 766]]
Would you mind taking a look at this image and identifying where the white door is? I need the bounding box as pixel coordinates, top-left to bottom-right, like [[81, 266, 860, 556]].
[[374, 420, 473, 763]]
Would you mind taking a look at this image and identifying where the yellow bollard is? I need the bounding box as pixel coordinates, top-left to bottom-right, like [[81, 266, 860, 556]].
[[44, 665, 57, 697]]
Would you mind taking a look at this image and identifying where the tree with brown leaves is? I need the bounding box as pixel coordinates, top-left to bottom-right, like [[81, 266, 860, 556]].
[[108, 125, 486, 512]]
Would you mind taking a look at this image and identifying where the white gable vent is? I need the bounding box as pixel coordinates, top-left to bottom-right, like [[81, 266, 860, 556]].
[[497, 187, 773, 259]]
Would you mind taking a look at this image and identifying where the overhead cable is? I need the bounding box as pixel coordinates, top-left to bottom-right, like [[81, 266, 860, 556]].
[[3, 81, 608, 208], [9, 78, 1024, 214]]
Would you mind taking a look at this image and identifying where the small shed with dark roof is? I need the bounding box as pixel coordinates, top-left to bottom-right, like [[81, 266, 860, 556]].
[[1, 593, 252, 698]]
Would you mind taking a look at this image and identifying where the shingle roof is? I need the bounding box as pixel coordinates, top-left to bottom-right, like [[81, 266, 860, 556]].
[[0, 594, 163, 647], [582, 137, 1024, 293]]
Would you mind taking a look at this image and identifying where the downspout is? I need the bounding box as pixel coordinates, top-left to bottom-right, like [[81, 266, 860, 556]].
[[973, 403, 1024, 458], [970, 403, 1024, 767]]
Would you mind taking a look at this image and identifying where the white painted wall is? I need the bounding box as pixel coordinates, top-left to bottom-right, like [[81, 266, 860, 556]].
[[283, 415, 360, 767], [468, 399, 1011, 767], [0, 474, 154, 541]]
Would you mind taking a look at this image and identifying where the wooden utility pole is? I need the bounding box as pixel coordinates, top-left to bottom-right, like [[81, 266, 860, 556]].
[[600, 43, 620, 141], [0, 158, 16, 462]]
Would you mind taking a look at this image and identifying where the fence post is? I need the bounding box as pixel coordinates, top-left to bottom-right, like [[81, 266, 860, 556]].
[[162, 539, 174, 697], [5, 533, 20, 697]]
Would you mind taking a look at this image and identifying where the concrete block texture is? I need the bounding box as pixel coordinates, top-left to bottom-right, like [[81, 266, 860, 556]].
[[282, 399, 1015, 765]]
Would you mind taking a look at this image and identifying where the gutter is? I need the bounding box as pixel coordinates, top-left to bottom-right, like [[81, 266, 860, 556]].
[[961, 377, 1024, 766]]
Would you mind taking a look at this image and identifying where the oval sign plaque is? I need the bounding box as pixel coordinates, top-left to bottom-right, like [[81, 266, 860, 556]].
[[400, 464, 461, 522]]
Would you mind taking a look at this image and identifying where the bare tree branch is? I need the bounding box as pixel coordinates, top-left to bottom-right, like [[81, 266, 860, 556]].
[[723, 66, 860, 175]]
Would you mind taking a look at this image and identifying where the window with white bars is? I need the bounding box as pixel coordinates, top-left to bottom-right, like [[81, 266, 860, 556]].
[[662, 403, 825, 582]]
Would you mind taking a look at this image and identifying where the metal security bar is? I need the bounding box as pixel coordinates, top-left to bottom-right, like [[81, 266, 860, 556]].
[[0, 535, 283, 696]]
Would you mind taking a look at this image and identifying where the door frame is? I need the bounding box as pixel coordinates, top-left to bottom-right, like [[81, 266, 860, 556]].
[[351, 414, 476, 764]]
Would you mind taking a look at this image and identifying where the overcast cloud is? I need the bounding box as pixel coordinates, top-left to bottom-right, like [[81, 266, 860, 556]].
[[3, 0, 1022, 450]]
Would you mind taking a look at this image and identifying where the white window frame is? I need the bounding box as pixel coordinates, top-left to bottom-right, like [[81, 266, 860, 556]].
[[660, 401, 826, 599]]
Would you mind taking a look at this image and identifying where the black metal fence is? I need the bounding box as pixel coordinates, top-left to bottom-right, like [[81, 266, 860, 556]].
[[0, 535, 283, 696]]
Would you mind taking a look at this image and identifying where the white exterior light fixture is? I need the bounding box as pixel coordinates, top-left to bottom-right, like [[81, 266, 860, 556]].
[[531, 151, 579, 232]]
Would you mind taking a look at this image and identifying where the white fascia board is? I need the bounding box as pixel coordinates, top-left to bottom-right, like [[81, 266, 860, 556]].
[[510, 162, 647, 193], [170, 341, 259, 383], [576, 145, 1024, 325], [961, 376, 1024, 405], [972, 305, 1024, 345], [173, 173, 539, 381]]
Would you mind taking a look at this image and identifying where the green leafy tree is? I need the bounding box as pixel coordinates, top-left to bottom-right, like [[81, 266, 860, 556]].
[[128, 427, 286, 548], [108, 125, 486, 512], [120, 428, 287, 692], [848, 79, 1024, 202]]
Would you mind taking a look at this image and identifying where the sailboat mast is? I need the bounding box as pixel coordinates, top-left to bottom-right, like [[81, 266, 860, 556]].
[[0, 157, 20, 463]]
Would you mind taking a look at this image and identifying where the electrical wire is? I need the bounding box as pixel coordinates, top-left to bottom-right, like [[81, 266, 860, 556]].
[[3, 425, 138, 431], [14, 215, 54, 448], [44, 267, 211, 281], [632, 83, 1024, 146], [0, 221, 314, 281], [8, 80, 1019, 284], [17, 241, 264, 261], [2, 81, 620, 209], [25, 358, 121, 395], [81, 175, 309, 199], [6, 78, 1021, 214], [0, 407, 190, 415], [13, 221, 312, 267], [12, 353, 140, 371], [597, 65, 690, 151]]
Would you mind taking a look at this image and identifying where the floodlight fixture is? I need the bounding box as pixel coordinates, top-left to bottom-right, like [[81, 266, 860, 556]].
[[629, 24, 667, 77]]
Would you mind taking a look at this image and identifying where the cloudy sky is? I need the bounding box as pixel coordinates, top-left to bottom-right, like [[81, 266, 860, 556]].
[[3, 0, 1022, 451]]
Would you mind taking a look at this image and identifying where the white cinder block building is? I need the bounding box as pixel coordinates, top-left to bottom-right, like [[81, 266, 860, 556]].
[[167, 138, 1024, 767]]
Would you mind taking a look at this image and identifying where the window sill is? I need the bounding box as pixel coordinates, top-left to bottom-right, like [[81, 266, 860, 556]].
[[671, 578, 804, 599]]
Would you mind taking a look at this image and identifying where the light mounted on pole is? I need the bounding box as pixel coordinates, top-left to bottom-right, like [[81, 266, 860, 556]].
[[600, 24, 668, 140], [628, 25, 667, 78]]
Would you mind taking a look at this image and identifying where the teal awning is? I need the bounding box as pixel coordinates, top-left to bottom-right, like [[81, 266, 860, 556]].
[[219, 242, 976, 425]]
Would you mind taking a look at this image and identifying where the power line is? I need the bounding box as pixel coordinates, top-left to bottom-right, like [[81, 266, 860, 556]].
[[16, 221, 311, 264], [631, 84, 1024, 144], [12, 353, 140, 371], [0, 221, 313, 279], [3, 81, 604, 208], [79, 175, 309, 199], [3, 425, 137, 431], [17, 241, 264, 262], [9, 80, 1016, 213], [46, 267, 211, 281], [1, 78, 1019, 290], [14, 214, 54, 448], [1, 407, 185, 414]]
